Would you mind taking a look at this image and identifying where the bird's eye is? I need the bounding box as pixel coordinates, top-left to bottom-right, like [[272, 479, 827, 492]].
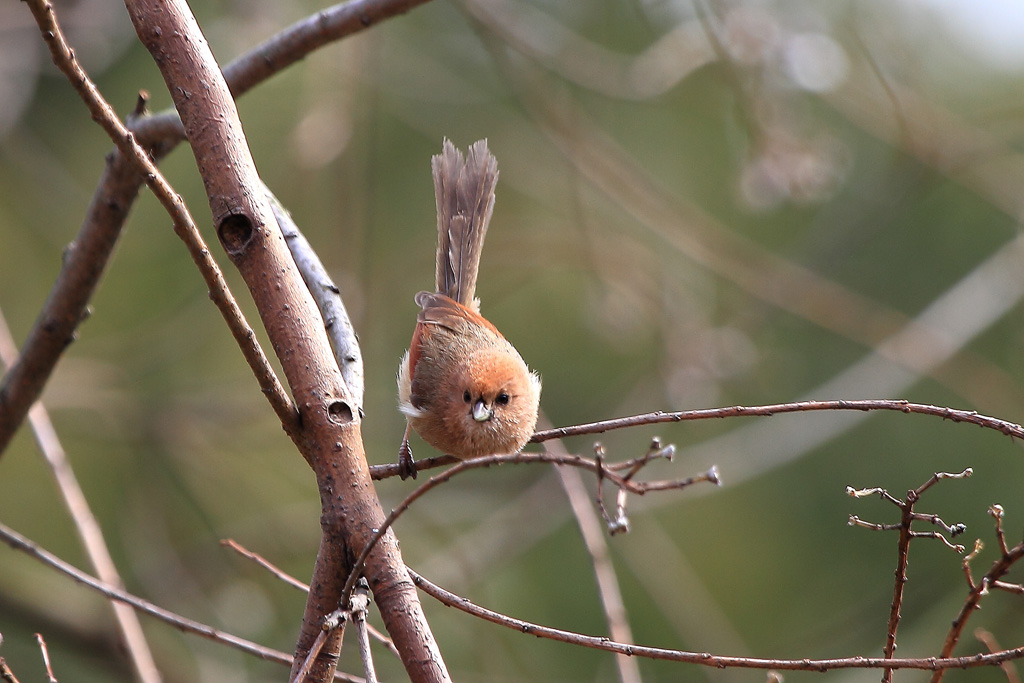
[[463, 390, 471, 403], [496, 392, 510, 406]]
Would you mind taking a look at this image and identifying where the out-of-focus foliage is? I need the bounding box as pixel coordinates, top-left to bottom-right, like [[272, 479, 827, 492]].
[[2, 0, 1024, 681]]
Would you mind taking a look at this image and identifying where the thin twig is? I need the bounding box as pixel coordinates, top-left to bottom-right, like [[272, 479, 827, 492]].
[[0, 307, 160, 683], [932, 506, 1024, 683], [351, 580, 378, 683], [0, 521, 362, 682], [975, 628, 1022, 683], [532, 400, 1024, 443], [545, 430, 641, 683], [407, 567, 1024, 671], [220, 539, 310, 591], [292, 630, 332, 683], [21, 0, 299, 438], [0, 657, 21, 683], [847, 471, 972, 682], [341, 451, 715, 611], [221, 538, 400, 658], [883, 499, 914, 683], [34, 634, 57, 683]]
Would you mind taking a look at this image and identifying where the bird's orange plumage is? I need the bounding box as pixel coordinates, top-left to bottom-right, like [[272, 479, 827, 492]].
[[397, 140, 540, 477]]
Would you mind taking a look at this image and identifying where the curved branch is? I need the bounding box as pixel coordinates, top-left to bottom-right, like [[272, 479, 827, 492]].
[[1, 0, 429, 458], [122, 2, 444, 681], [531, 399, 1024, 443], [341, 450, 710, 610], [408, 568, 1024, 673], [0, 521, 368, 681]]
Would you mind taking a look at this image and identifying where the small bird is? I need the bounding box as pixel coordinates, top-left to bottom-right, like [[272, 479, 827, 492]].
[[397, 139, 541, 479]]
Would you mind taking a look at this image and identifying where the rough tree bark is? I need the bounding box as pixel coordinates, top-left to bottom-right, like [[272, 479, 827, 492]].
[[122, 1, 450, 681]]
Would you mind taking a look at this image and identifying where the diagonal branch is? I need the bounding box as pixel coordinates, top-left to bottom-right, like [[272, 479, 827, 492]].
[[408, 567, 1024, 672], [8, 0, 299, 460], [1, 0, 430, 459], [0, 306, 159, 683], [0, 520, 364, 681], [120, 2, 445, 681]]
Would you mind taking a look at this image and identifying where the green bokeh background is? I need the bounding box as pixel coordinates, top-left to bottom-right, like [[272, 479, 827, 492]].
[[2, 0, 1023, 681]]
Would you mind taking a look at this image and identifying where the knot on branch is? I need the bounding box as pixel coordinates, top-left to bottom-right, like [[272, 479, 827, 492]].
[[218, 212, 254, 254], [327, 399, 355, 425]]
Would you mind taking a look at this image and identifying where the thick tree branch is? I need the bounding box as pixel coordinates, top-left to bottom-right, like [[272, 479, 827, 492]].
[[1, 0, 429, 459], [6, 0, 299, 459], [121, 2, 446, 681]]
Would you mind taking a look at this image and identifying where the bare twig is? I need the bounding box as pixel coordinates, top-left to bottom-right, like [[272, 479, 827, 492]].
[[847, 470, 971, 682], [221, 539, 400, 658], [0, 656, 21, 683], [351, 580, 378, 683], [220, 539, 309, 592], [292, 629, 333, 683], [342, 450, 716, 613], [545, 431, 641, 683], [0, 521, 363, 682], [2, 0, 430, 458], [408, 567, 1024, 671], [532, 400, 1024, 443], [932, 505, 1024, 683], [34, 634, 57, 683], [975, 628, 1022, 683], [0, 307, 160, 683], [19, 0, 298, 440]]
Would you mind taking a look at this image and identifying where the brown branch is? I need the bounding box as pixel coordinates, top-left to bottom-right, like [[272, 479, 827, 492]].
[[0, 521, 367, 681], [121, 2, 444, 681], [932, 505, 1024, 683], [34, 634, 57, 683], [1, 0, 429, 461], [531, 400, 1024, 443], [221, 538, 400, 659], [0, 657, 21, 683], [0, 307, 159, 683], [847, 470, 972, 682], [10, 0, 298, 459], [975, 629, 1022, 683], [341, 450, 714, 616], [547, 433, 641, 683], [408, 567, 1024, 672]]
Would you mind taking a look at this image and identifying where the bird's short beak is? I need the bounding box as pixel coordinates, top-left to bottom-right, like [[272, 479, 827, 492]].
[[472, 399, 493, 422]]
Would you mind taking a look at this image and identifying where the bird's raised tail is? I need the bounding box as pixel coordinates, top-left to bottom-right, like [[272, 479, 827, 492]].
[[432, 139, 498, 310]]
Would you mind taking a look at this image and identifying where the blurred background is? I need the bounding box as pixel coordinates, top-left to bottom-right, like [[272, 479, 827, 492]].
[[2, 0, 1024, 680]]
